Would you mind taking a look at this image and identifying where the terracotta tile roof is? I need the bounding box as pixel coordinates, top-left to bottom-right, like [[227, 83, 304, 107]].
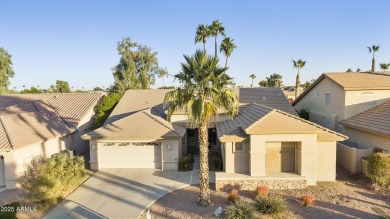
[[340, 101, 390, 136], [0, 93, 104, 150], [293, 72, 390, 105], [217, 104, 347, 142], [82, 109, 186, 140]]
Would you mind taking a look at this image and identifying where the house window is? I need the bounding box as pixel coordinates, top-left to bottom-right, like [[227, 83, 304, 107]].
[[325, 93, 331, 105], [316, 91, 320, 97], [188, 129, 195, 137], [234, 142, 245, 152]]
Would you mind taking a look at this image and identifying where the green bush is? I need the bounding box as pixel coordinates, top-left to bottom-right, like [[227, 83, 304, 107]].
[[367, 153, 390, 187], [178, 154, 192, 171], [255, 195, 286, 215], [0, 202, 20, 219], [297, 109, 309, 120], [93, 92, 121, 128], [224, 201, 255, 219], [21, 153, 86, 208]]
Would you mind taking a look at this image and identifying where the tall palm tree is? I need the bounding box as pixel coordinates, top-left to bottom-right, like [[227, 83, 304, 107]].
[[249, 74, 256, 87], [195, 24, 210, 52], [367, 45, 380, 72], [380, 63, 390, 73], [220, 37, 236, 67], [209, 20, 225, 57], [292, 59, 306, 98], [158, 68, 169, 87], [164, 50, 238, 206]]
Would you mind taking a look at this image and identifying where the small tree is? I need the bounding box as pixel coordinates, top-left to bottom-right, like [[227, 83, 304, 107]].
[[367, 153, 390, 187], [259, 80, 268, 87], [0, 48, 15, 94], [93, 92, 121, 128], [21, 153, 86, 208]]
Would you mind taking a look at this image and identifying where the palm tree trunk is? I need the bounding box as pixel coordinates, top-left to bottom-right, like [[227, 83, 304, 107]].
[[295, 71, 300, 98], [225, 57, 228, 68], [372, 56, 376, 72], [197, 121, 210, 206], [203, 42, 206, 53], [215, 35, 217, 57]]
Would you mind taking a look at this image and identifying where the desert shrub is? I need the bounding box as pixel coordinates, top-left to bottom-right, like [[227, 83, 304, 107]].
[[297, 109, 309, 120], [21, 153, 86, 209], [255, 195, 286, 215], [300, 194, 315, 207], [0, 202, 20, 219], [178, 154, 192, 171], [210, 153, 223, 170], [93, 92, 121, 128], [228, 188, 240, 203], [254, 185, 269, 198], [367, 153, 390, 187], [224, 201, 255, 219]]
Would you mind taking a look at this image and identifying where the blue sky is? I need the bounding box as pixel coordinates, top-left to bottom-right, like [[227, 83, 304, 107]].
[[1, 0, 389, 90]]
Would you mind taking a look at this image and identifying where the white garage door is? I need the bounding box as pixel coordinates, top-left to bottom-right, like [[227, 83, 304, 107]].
[[99, 143, 162, 169]]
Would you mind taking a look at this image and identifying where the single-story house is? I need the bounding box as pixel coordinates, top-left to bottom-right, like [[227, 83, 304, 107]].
[[0, 92, 104, 189], [82, 88, 346, 190], [339, 100, 390, 153], [293, 72, 390, 131]]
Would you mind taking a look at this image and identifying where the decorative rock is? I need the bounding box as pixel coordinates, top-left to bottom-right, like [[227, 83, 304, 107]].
[[216, 178, 307, 191], [214, 206, 223, 217]]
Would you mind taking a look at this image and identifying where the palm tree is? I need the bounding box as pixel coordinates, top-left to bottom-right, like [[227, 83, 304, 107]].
[[195, 24, 210, 52], [220, 37, 236, 67], [292, 59, 306, 98], [249, 74, 256, 87], [367, 45, 380, 72], [209, 20, 225, 57], [164, 50, 238, 206], [158, 68, 169, 87], [380, 63, 390, 73]]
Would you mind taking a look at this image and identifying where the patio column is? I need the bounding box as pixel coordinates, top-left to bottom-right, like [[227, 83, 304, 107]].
[[299, 134, 318, 185], [249, 136, 266, 176], [224, 142, 234, 173]]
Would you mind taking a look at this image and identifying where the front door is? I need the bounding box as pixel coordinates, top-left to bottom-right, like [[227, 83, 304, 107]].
[[266, 142, 295, 173]]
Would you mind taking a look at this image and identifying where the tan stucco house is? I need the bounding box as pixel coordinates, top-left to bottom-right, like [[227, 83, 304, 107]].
[[83, 88, 346, 190], [339, 100, 390, 152], [0, 92, 104, 189], [293, 72, 390, 132]]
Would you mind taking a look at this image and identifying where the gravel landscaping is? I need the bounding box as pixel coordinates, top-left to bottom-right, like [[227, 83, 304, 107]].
[[140, 168, 390, 219]]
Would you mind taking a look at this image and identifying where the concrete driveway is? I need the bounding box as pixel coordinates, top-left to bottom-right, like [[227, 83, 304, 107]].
[[44, 169, 197, 219]]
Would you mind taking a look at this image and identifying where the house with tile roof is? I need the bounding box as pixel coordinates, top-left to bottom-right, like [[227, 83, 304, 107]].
[[83, 88, 346, 189], [293, 72, 390, 131], [0, 92, 104, 189], [339, 101, 390, 152]]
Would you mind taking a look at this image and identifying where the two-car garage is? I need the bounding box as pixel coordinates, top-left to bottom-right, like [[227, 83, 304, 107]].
[[99, 142, 162, 169]]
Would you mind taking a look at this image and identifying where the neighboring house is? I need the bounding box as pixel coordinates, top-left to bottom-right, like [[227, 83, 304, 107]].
[[83, 88, 346, 189], [339, 101, 390, 152], [0, 93, 104, 189], [293, 72, 390, 131]]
